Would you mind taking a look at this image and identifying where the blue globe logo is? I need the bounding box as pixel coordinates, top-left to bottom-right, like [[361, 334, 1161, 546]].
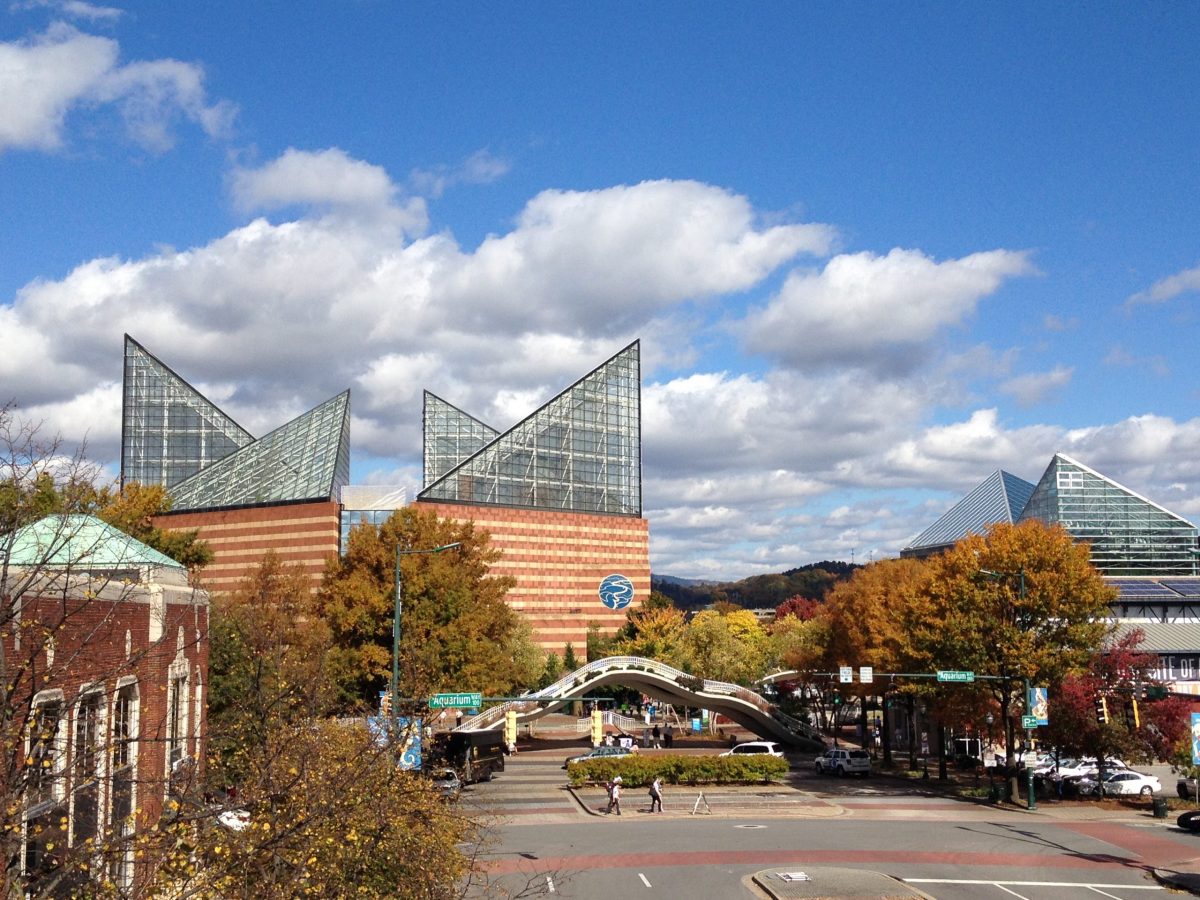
[[598, 574, 635, 610]]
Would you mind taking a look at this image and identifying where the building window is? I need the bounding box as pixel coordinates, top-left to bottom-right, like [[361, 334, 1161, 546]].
[[71, 690, 103, 847], [24, 694, 67, 884], [167, 673, 189, 770], [109, 682, 138, 891]]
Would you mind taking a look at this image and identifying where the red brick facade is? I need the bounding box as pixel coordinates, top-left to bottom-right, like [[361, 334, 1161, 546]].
[[155, 500, 341, 596], [4, 567, 208, 891], [416, 501, 651, 654], [155, 498, 650, 655]]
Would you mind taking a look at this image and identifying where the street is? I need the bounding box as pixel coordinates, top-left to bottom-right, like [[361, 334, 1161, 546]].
[[457, 751, 1200, 899]]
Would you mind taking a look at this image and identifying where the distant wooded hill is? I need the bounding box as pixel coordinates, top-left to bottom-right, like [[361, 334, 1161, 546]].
[[651, 561, 858, 611]]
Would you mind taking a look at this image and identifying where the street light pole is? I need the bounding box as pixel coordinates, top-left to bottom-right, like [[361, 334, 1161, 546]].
[[393, 541, 462, 738]]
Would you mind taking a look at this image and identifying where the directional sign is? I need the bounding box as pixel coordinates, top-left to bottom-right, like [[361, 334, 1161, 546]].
[[860, 666, 874, 684], [937, 670, 975, 683], [429, 692, 482, 709], [839, 666, 853, 684], [1021, 715, 1038, 729]]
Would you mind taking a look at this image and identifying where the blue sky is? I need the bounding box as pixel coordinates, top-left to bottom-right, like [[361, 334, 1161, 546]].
[[4, 2, 1200, 578]]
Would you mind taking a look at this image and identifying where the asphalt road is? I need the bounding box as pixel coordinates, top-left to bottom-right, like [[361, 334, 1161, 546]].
[[457, 751, 1200, 900]]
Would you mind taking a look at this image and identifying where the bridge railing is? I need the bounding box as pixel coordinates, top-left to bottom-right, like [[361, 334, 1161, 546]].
[[456, 655, 827, 747]]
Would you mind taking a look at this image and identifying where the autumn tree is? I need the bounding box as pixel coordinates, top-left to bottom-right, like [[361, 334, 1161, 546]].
[[1043, 630, 1190, 767], [774, 595, 820, 621], [817, 558, 935, 763], [680, 608, 766, 684], [909, 520, 1114, 799], [611, 601, 690, 666], [175, 553, 475, 900], [319, 506, 541, 705], [207, 552, 335, 783]]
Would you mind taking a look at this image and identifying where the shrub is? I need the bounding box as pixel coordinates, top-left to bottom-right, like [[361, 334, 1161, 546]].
[[566, 754, 787, 787]]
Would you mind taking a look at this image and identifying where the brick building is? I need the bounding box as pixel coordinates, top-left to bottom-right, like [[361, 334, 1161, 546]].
[[122, 335, 350, 595], [123, 335, 651, 652], [2, 515, 209, 893], [417, 342, 650, 653]]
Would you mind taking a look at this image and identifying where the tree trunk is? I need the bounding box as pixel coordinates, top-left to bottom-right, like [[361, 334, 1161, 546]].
[[937, 722, 948, 780], [1002, 690, 1018, 802]]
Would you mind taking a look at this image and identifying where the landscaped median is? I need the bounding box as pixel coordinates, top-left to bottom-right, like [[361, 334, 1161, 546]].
[[565, 753, 788, 787]]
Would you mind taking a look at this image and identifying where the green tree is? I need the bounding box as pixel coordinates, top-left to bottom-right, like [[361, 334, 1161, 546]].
[[681, 608, 766, 684], [563, 642, 579, 672], [909, 520, 1114, 797], [538, 651, 564, 689], [319, 506, 538, 704]]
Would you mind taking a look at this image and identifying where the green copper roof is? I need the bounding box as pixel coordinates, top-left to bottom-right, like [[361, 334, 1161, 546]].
[[2, 515, 185, 571]]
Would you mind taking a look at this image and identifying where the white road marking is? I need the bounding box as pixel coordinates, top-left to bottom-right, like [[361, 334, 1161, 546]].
[[907, 879, 1162, 891], [1087, 887, 1127, 899], [638, 872, 652, 887], [546, 875, 555, 893], [995, 885, 1031, 900]]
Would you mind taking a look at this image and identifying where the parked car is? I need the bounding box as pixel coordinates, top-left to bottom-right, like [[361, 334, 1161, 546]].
[[562, 745, 634, 769], [720, 741, 785, 759], [429, 768, 462, 800], [1077, 770, 1161, 797], [1178, 776, 1198, 800], [815, 748, 871, 777]]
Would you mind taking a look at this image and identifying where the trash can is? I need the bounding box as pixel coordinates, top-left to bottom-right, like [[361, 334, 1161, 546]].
[[1153, 797, 1169, 819]]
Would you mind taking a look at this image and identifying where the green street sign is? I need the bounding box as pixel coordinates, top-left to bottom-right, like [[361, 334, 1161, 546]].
[[1021, 715, 1038, 729], [429, 692, 482, 709], [936, 670, 975, 683]]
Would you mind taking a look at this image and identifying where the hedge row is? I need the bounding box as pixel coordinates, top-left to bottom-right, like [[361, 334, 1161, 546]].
[[566, 754, 788, 787]]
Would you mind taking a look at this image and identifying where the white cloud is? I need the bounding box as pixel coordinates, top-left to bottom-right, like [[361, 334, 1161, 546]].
[[11, 1, 122, 22], [1126, 263, 1200, 307], [443, 180, 837, 332], [742, 247, 1036, 374], [8, 161, 1199, 582], [998, 365, 1074, 407], [410, 148, 511, 198], [0, 23, 233, 153], [231, 148, 411, 218]]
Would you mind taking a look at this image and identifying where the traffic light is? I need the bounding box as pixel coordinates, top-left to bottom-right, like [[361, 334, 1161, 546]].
[[1093, 695, 1109, 724], [1123, 697, 1140, 730]]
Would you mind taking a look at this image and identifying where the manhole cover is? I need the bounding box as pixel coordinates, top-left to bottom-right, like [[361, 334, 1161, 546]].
[[735, 824, 768, 829]]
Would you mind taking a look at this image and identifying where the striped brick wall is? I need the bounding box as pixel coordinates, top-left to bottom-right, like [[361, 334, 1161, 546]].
[[416, 500, 651, 654], [154, 501, 341, 596]]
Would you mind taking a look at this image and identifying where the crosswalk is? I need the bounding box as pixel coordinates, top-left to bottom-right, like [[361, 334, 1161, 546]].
[[461, 753, 584, 824]]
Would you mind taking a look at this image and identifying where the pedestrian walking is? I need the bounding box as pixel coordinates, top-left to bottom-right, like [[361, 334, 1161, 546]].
[[649, 776, 663, 813], [606, 776, 623, 815], [652, 724, 661, 748], [664, 723, 674, 748]]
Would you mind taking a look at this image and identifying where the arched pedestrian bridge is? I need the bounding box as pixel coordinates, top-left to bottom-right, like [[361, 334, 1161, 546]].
[[456, 656, 827, 752]]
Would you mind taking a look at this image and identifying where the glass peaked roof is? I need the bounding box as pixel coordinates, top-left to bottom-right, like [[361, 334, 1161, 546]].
[[418, 341, 641, 516], [122, 335, 253, 489], [169, 390, 351, 512], [1019, 453, 1198, 576], [422, 392, 499, 487], [905, 469, 1035, 553]]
